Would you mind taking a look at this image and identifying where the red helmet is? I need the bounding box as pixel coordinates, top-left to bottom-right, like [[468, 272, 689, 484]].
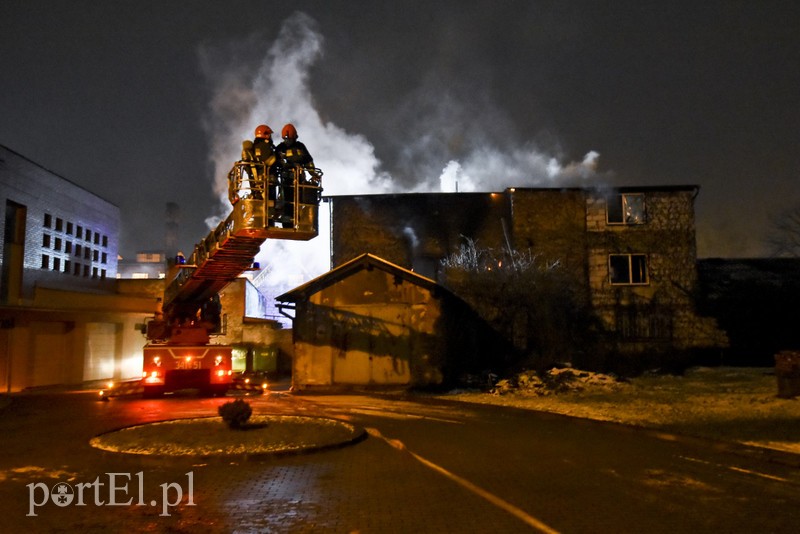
[[281, 123, 298, 139], [255, 124, 273, 138]]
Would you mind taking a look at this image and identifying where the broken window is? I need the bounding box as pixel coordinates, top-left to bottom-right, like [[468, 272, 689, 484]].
[[609, 254, 649, 285], [607, 193, 646, 224]]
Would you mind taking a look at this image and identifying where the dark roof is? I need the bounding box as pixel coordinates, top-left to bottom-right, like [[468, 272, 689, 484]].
[[276, 253, 441, 303], [321, 184, 700, 201]]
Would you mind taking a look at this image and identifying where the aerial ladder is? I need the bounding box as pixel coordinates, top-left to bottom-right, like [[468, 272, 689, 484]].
[[139, 158, 322, 397]]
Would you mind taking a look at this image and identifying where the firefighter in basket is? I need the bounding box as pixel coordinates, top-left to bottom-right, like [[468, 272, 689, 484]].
[[276, 123, 321, 224]]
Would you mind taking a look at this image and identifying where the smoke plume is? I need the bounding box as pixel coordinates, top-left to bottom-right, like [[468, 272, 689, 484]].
[[200, 12, 605, 314]]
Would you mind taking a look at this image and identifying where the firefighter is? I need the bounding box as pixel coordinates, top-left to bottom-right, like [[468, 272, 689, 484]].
[[275, 123, 318, 183], [251, 124, 279, 200], [276, 123, 321, 225]]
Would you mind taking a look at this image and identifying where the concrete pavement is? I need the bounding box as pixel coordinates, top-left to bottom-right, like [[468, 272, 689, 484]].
[[0, 389, 527, 533], [2, 385, 800, 533]]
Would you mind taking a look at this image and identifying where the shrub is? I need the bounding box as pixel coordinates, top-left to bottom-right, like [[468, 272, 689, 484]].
[[218, 399, 252, 429]]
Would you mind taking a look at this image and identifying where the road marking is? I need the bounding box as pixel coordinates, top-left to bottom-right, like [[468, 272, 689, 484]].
[[366, 428, 560, 534], [680, 456, 792, 483]]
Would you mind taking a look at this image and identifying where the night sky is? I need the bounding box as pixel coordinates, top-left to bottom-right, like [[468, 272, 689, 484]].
[[2, 1, 798, 274]]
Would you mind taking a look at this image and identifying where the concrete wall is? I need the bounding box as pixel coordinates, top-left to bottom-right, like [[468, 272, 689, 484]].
[[0, 145, 120, 302]]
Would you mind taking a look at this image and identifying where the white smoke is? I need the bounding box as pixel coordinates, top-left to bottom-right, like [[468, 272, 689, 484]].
[[200, 12, 605, 315]]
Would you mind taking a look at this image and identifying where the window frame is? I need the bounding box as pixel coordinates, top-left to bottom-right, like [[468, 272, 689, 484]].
[[609, 253, 649, 285], [606, 193, 647, 225]]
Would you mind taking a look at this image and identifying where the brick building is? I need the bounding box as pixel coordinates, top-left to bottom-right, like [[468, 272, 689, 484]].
[[329, 186, 727, 370]]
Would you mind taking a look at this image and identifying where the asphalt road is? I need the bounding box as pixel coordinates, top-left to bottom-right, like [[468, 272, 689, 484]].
[[0, 388, 798, 533]]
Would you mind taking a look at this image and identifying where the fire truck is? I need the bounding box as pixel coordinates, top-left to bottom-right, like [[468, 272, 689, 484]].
[[140, 158, 322, 397]]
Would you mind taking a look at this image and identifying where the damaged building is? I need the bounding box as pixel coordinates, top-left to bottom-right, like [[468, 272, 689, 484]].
[[327, 186, 728, 374], [277, 253, 510, 391]]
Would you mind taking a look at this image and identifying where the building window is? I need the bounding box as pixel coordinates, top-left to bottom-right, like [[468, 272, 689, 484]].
[[85, 229, 92, 242], [66, 222, 73, 235], [607, 193, 646, 225], [75, 243, 82, 256], [84, 248, 91, 260], [55, 218, 63, 232], [83, 265, 90, 277], [101, 252, 108, 264], [54, 237, 62, 251], [65, 241, 72, 254], [64, 260, 71, 272], [44, 214, 52, 228], [53, 257, 61, 271], [93, 249, 99, 262], [94, 233, 100, 245], [609, 254, 649, 285], [102, 235, 108, 247], [41, 255, 49, 269], [76, 225, 82, 239], [73, 262, 81, 276], [42, 234, 51, 248]]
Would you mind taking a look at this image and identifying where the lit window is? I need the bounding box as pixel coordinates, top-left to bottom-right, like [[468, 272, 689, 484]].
[[132, 272, 149, 279], [609, 254, 648, 285], [607, 193, 646, 224]]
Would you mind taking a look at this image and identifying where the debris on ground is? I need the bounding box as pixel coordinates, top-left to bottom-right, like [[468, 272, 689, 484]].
[[491, 367, 627, 396]]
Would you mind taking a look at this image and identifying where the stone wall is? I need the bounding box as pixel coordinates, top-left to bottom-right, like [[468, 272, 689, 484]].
[[330, 187, 729, 372]]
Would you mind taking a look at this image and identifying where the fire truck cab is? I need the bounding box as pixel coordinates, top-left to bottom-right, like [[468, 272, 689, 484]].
[[141, 160, 322, 397]]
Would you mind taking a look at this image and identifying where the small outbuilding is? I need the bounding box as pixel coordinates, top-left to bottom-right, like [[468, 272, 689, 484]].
[[276, 253, 508, 391]]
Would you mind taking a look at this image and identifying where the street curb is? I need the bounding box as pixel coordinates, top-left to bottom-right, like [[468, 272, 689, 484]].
[[90, 415, 368, 460]]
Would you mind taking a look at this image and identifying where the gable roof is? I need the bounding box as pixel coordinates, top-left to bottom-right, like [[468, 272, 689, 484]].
[[276, 253, 441, 303]]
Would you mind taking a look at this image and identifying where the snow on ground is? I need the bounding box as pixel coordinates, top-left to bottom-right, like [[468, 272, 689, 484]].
[[446, 367, 800, 455]]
